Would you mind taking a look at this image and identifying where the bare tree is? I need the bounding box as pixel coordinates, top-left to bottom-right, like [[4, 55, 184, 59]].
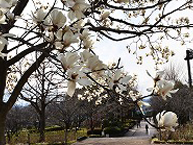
[[163, 62, 186, 83], [47, 95, 83, 145], [20, 59, 63, 142]]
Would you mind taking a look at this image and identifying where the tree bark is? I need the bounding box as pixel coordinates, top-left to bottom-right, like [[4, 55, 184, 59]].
[[64, 125, 69, 145], [39, 108, 45, 142]]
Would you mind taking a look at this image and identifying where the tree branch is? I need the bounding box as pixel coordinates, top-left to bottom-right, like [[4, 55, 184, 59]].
[[5, 47, 52, 112]]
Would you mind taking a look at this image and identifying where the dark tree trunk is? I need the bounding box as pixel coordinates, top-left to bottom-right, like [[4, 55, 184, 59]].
[[64, 127, 68, 145], [39, 110, 45, 142], [0, 114, 6, 145]]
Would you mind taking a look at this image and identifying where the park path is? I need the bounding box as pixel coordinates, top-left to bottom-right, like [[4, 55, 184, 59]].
[[73, 120, 159, 145]]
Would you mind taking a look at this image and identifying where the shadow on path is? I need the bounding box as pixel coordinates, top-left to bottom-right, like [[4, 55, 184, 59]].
[[73, 120, 158, 145]]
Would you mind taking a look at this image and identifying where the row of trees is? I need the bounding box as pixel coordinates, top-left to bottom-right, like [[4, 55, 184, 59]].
[[0, 0, 193, 144], [6, 87, 137, 144]]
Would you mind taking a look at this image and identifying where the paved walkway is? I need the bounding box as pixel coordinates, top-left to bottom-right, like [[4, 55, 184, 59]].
[[73, 121, 158, 145]]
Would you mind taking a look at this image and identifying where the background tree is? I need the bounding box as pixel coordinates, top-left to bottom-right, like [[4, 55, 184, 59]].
[[20, 59, 64, 142], [47, 94, 83, 145]]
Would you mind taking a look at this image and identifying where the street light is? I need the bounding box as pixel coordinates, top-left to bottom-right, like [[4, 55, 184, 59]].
[[184, 49, 193, 88]]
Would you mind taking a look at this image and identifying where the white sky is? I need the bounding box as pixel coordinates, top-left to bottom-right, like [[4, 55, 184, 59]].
[[94, 35, 188, 95]]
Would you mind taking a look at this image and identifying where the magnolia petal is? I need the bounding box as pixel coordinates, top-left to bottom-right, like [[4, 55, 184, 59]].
[[139, 107, 145, 115], [167, 93, 172, 98], [78, 77, 91, 86], [50, 9, 66, 28], [120, 75, 132, 84], [170, 88, 179, 94], [58, 53, 67, 70], [156, 71, 165, 78], [113, 70, 122, 81], [141, 101, 151, 107], [67, 80, 76, 97]]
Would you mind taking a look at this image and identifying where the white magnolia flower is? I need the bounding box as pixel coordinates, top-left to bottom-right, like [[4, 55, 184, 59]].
[[82, 38, 94, 49], [86, 55, 106, 72], [80, 49, 93, 62], [58, 52, 79, 71], [55, 29, 79, 49], [0, 0, 17, 9], [146, 70, 164, 83], [73, 19, 85, 29], [156, 111, 178, 132], [32, 7, 48, 24], [108, 70, 132, 91], [67, 67, 91, 97], [0, 32, 15, 59], [0, 10, 6, 24], [48, 9, 66, 29], [101, 10, 110, 21], [79, 29, 91, 40], [156, 79, 178, 100], [66, 0, 89, 20], [131, 95, 151, 115]]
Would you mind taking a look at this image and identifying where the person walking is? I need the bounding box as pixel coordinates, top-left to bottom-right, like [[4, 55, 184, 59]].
[[145, 124, 149, 134]]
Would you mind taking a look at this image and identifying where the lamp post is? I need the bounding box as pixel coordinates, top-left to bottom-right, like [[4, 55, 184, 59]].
[[184, 49, 193, 88]]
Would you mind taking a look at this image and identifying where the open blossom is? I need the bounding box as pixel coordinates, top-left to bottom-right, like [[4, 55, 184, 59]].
[[146, 70, 178, 100], [79, 29, 94, 49], [55, 29, 79, 49], [58, 52, 79, 71], [32, 7, 49, 24], [65, 0, 89, 20], [156, 79, 179, 100], [146, 70, 165, 84], [131, 95, 150, 115], [101, 10, 110, 21], [0, 10, 6, 24], [67, 67, 91, 97], [79, 29, 91, 41], [0, 0, 17, 24], [156, 111, 178, 132], [86, 55, 106, 72], [47, 9, 66, 29], [73, 19, 85, 29], [107, 70, 132, 92], [0, 32, 15, 59], [82, 38, 94, 49], [0, 0, 17, 8]]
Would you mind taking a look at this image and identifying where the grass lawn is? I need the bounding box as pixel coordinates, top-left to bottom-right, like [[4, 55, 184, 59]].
[[6, 128, 87, 145]]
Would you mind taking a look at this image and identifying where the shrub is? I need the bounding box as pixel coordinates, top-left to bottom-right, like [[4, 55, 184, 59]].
[[104, 126, 122, 136], [45, 126, 64, 132], [87, 128, 102, 136]]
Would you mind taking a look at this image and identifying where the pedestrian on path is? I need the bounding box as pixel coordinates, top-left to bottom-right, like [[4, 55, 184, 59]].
[[145, 124, 149, 134], [136, 120, 141, 128]]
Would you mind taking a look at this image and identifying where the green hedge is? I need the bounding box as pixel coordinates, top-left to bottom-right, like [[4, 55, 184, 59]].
[[104, 126, 123, 136], [87, 128, 102, 136], [29, 126, 64, 133], [45, 126, 64, 132]]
